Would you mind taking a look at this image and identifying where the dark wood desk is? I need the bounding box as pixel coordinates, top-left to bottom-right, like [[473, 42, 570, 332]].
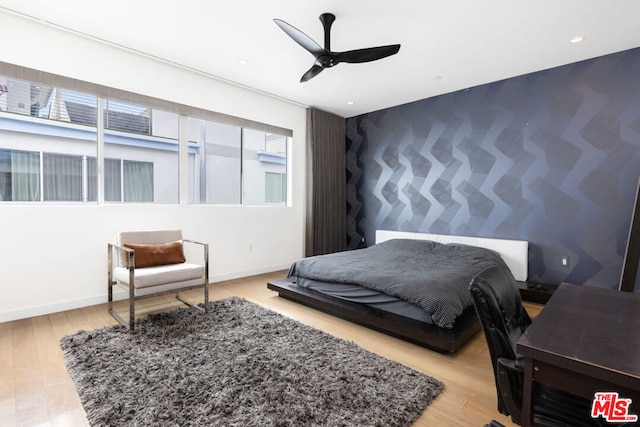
[[517, 283, 640, 426]]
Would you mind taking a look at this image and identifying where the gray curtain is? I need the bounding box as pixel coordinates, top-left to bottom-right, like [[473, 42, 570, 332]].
[[43, 153, 83, 201], [11, 150, 40, 201], [123, 160, 154, 202], [104, 158, 122, 202], [306, 108, 346, 257]]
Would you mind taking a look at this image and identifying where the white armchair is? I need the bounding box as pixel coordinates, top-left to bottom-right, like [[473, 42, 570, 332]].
[[107, 229, 209, 330]]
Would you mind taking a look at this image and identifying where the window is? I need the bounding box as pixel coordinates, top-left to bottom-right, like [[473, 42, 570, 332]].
[[0, 67, 291, 206], [0, 149, 155, 203], [187, 121, 289, 206], [103, 158, 155, 203], [187, 119, 241, 204], [102, 99, 178, 204], [265, 172, 287, 203], [0, 149, 40, 201], [0, 76, 97, 203], [242, 130, 288, 206]]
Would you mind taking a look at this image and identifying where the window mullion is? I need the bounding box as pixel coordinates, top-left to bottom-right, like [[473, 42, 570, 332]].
[[39, 151, 44, 202], [120, 159, 124, 202], [198, 120, 206, 203], [240, 128, 244, 205], [82, 155, 87, 202], [97, 97, 105, 204], [178, 115, 189, 205]]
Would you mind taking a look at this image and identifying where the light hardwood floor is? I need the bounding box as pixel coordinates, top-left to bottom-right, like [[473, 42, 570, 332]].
[[0, 270, 543, 427]]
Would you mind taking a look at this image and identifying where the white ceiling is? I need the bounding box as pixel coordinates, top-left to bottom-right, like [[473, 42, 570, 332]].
[[2, 0, 640, 118]]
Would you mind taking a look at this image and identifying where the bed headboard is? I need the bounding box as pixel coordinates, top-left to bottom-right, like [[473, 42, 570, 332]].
[[375, 230, 528, 282]]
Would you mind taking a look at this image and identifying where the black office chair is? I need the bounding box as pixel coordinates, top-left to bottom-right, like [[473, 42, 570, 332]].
[[470, 266, 619, 427]]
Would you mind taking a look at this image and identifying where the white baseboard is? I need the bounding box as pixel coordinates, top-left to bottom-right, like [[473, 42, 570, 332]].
[[0, 264, 290, 324], [0, 294, 111, 325]]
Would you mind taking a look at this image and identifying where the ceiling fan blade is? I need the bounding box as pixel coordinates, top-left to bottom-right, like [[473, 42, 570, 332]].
[[274, 19, 324, 57], [300, 65, 324, 82], [335, 44, 401, 64]]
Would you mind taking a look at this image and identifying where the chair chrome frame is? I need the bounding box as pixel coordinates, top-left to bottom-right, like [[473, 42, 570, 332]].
[[107, 239, 209, 330]]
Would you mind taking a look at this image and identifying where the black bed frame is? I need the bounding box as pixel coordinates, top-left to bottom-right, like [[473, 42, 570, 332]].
[[267, 278, 481, 353]]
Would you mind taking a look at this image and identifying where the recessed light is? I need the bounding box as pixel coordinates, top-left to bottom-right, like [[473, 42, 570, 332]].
[[238, 59, 249, 65], [570, 36, 584, 44], [347, 101, 355, 105]]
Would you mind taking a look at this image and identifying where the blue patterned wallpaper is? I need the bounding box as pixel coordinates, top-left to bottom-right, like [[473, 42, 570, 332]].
[[346, 48, 640, 288]]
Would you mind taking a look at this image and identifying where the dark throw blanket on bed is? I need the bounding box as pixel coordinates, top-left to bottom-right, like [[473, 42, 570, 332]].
[[288, 239, 508, 329]]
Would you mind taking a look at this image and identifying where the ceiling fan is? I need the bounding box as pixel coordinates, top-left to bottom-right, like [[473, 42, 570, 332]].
[[273, 13, 401, 82]]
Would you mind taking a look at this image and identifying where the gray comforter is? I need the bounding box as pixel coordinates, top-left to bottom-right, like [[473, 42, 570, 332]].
[[288, 239, 508, 329]]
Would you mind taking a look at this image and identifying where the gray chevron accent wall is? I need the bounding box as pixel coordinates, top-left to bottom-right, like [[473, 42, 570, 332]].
[[346, 48, 640, 288]]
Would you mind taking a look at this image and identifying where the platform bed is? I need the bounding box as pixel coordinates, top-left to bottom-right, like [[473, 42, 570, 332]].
[[267, 278, 480, 353], [268, 230, 529, 354]]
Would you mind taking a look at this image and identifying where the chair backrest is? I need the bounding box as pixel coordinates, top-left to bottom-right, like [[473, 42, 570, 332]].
[[469, 266, 532, 419], [469, 266, 531, 360], [115, 229, 183, 268]]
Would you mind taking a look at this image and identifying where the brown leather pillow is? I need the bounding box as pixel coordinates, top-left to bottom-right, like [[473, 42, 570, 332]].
[[123, 241, 186, 268]]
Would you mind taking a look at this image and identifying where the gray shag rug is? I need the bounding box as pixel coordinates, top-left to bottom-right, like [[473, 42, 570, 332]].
[[60, 297, 444, 426]]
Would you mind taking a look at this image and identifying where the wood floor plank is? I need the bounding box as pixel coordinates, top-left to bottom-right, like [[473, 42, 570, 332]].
[[48, 311, 75, 340], [11, 319, 39, 371], [0, 271, 540, 427], [0, 330, 16, 424], [14, 386, 49, 426], [12, 319, 43, 394], [0, 395, 16, 427], [0, 321, 15, 406]]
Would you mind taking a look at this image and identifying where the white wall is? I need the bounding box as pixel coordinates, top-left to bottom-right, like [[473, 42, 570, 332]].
[[0, 11, 307, 322]]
